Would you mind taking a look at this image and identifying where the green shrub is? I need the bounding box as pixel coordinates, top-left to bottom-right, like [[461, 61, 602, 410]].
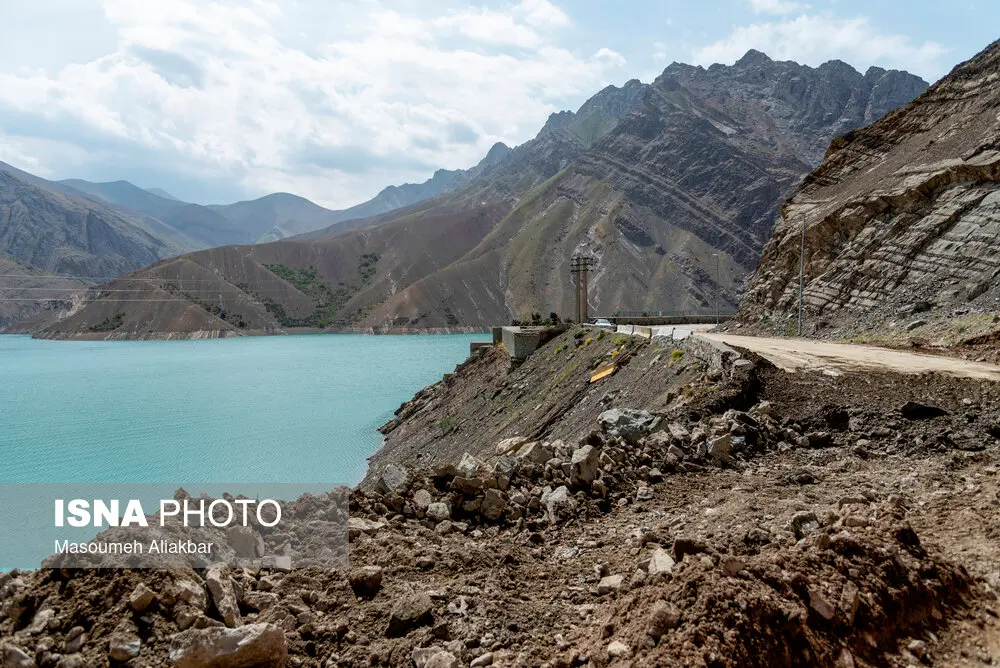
[[671, 349, 684, 361]]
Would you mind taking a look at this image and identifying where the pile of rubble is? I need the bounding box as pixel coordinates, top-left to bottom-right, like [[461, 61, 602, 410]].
[[358, 398, 828, 535]]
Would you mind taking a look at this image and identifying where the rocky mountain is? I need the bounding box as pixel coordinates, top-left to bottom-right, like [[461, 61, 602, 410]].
[[23, 51, 928, 339], [0, 169, 194, 278], [737, 40, 1000, 342]]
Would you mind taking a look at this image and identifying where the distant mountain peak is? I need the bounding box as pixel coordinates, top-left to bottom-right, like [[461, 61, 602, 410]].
[[736, 49, 773, 67]]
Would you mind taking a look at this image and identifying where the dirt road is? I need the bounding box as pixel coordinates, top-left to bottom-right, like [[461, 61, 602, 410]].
[[699, 332, 1000, 381]]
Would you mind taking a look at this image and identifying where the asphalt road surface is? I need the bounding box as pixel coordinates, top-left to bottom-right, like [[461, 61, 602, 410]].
[[698, 333, 1000, 382]]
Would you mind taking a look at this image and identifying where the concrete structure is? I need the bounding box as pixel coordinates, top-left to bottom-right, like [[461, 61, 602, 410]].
[[469, 341, 492, 355], [501, 325, 569, 362]]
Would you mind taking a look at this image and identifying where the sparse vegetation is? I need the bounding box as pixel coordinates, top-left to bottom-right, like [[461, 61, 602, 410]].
[[436, 417, 456, 435], [260, 256, 380, 328], [671, 349, 684, 361], [596, 330, 606, 340], [88, 313, 124, 332]]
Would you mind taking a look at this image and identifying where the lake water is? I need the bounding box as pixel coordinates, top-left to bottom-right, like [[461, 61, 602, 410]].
[[0, 334, 481, 486]]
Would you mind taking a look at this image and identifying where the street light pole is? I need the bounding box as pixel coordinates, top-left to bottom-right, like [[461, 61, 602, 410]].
[[797, 216, 805, 336]]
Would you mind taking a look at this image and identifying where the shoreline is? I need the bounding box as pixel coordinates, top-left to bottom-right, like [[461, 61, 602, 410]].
[[6, 327, 491, 341]]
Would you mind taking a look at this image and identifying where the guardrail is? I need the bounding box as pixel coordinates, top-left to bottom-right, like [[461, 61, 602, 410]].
[[597, 313, 736, 326]]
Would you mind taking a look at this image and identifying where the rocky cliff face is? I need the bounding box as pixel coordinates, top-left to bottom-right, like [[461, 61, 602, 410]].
[[25, 52, 928, 339], [0, 171, 181, 278], [738, 40, 1000, 341]]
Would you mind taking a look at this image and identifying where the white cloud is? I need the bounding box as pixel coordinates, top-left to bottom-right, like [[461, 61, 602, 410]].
[[693, 13, 948, 81], [594, 48, 627, 68], [746, 0, 808, 15], [0, 0, 622, 208], [514, 0, 570, 27]]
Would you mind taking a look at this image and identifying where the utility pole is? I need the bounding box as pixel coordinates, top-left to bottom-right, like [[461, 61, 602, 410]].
[[797, 216, 806, 336], [714, 252, 721, 325], [570, 256, 593, 323]]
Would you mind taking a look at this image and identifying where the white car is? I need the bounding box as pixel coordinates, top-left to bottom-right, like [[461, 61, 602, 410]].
[[593, 319, 614, 327]]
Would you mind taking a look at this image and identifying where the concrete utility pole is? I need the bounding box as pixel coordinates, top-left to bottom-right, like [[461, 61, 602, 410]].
[[570, 256, 593, 323], [798, 216, 806, 336], [714, 252, 721, 325]]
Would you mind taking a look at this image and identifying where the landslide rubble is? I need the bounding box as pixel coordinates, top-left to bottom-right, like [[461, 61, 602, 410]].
[[2, 336, 1000, 666]]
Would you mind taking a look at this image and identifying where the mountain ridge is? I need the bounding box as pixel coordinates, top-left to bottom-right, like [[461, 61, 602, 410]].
[[735, 39, 1000, 344], [16, 51, 930, 339]]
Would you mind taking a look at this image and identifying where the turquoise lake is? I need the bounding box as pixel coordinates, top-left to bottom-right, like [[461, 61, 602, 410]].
[[0, 333, 481, 486]]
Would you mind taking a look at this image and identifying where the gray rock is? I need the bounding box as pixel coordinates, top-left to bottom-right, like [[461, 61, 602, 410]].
[[607, 640, 632, 659], [412, 646, 445, 668], [480, 489, 506, 521], [541, 486, 577, 524], [348, 566, 383, 598], [386, 593, 434, 637], [128, 583, 157, 612], [598, 409, 661, 443], [667, 422, 690, 441], [647, 547, 675, 575], [597, 574, 623, 595], [456, 453, 484, 479], [413, 489, 433, 512], [470, 652, 494, 667], [808, 586, 836, 620], [790, 511, 820, 540], [63, 627, 86, 654], [708, 434, 733, 464], [168, 623, 287, 668], [569, 445, 600, 487], [646, 600, 681, 639], [108, 629, 141, 661], [242, 591, 279, 611], [514, 441, 551, 465], [426, 502, 451, 523], [452, 476, 484, 494], [205, 567, 243, 628], [636, 486, 654, 501], [23, 608, 53, 635], [1, 643, 37, 668], [374, 464, 410, 496], [425, 652, 460, 668], [495, 436, 527, 455], [173, 577, 209, 611]]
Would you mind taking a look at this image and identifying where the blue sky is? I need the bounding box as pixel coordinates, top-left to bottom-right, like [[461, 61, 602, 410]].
[[0, 1, 994, 208]]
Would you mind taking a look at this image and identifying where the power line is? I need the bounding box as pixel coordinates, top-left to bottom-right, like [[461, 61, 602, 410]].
[[0, 274, 305, 284]]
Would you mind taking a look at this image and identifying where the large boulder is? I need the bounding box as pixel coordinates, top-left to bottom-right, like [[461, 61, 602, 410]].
[[456, 453, 485, 479], [514, 441, 552, 465], [205, 568, 242, 628], [374, 464, 410, 496], [480, 489, 506, 521], [569, 445, 600, 487], [495, 436, 528, 455], [598, 409, 661, 443], [541, 486, 577, 525], [168, 624, 286, 668]]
